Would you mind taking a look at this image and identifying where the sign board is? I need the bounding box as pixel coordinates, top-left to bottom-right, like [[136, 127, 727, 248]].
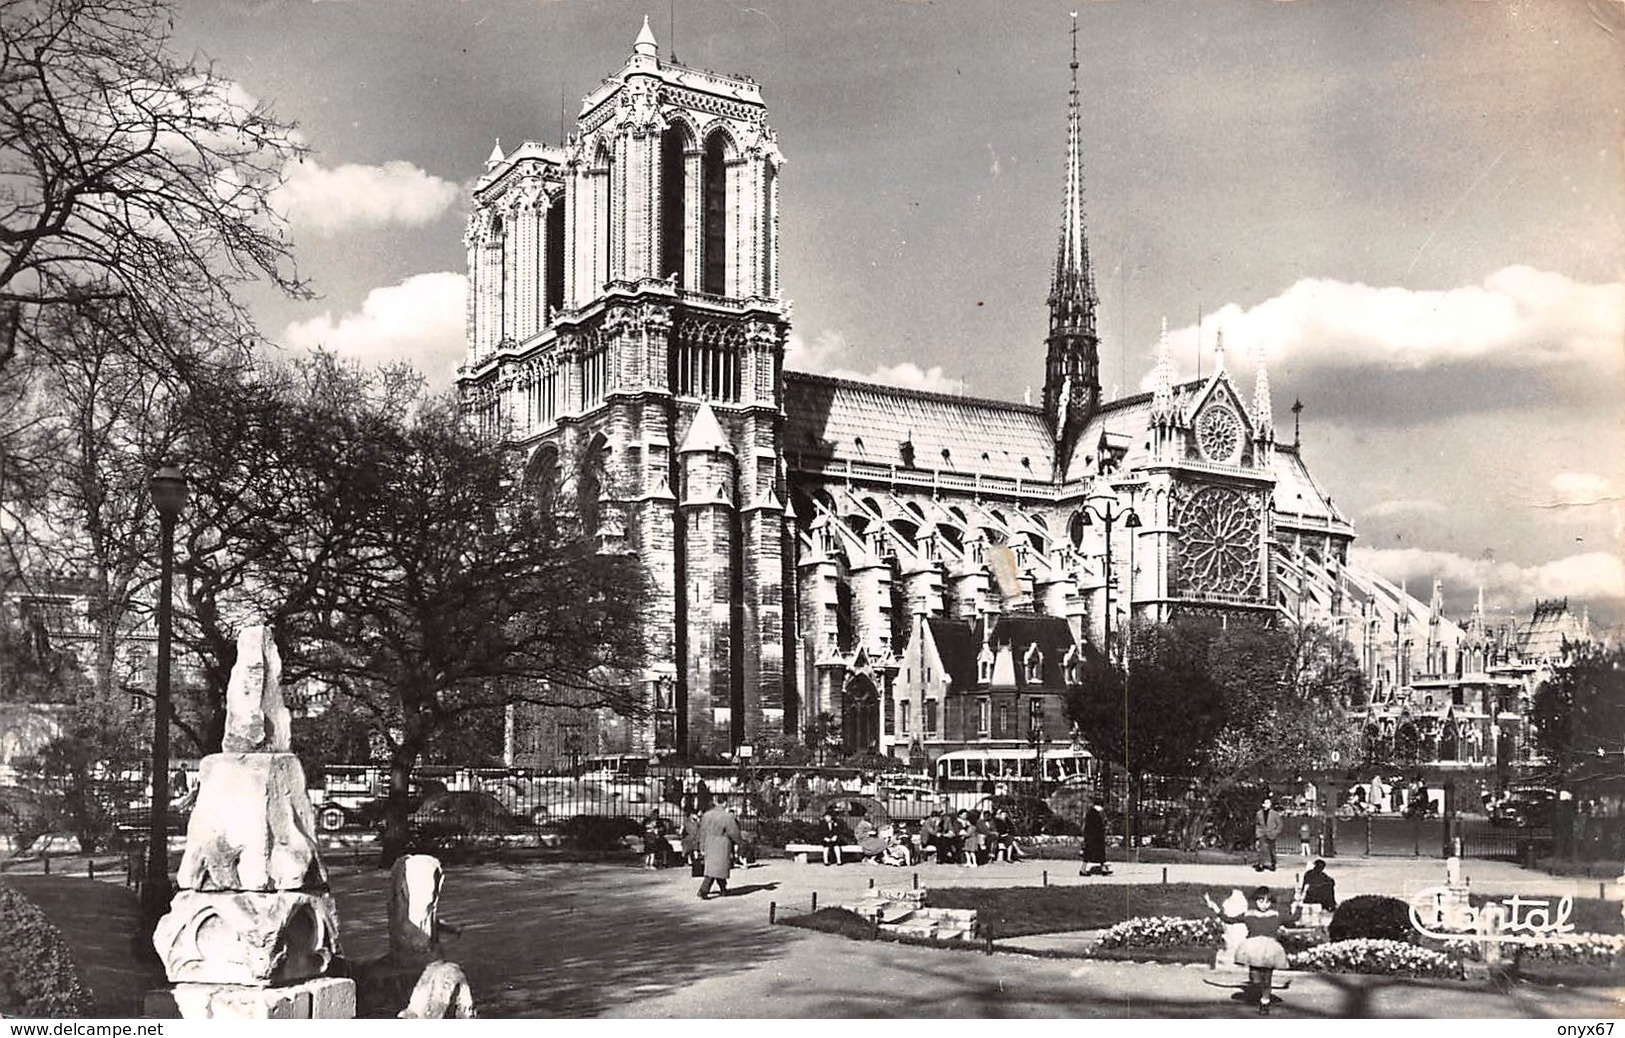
[[737, 744, 754, 759]]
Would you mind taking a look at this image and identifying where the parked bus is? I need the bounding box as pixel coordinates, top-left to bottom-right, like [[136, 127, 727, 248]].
[[933, 747, 1096, 808]]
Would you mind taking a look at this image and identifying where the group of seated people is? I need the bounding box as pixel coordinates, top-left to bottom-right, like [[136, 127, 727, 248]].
[[820, 805, 1023, 867], [918, 807, 1021, 867], [821, 806, 916, 866]]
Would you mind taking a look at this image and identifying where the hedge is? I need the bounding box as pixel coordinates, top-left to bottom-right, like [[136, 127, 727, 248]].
[[0, 880, 93, 1017], [1328, 894, 1417, 944]]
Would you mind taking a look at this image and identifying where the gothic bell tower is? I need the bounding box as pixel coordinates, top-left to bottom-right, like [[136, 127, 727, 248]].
[[1043, 14, 1101, 469], [460, 19, 792, 760]]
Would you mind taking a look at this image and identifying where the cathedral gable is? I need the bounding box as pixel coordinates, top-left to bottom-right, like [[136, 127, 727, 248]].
[[1184, 376, 1258, 469]]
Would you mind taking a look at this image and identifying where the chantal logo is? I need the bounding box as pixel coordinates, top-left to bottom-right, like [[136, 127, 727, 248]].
[[1408, 886, 1577, 944]]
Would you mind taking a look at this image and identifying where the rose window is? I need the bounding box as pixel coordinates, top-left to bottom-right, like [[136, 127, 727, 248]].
[[1196, 405, 1242, 463], [1175, 485, 1260, 597]]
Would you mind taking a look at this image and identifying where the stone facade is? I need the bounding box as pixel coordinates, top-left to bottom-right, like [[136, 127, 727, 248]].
[[456, 21, 1528, 765]]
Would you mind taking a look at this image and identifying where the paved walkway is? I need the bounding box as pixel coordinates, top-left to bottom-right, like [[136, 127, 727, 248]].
[[322, 852, 1623, 1018]]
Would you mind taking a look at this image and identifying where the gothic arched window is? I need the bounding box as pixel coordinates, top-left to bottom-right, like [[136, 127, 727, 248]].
[[659, 123, 689, 283], [525, 444, 562, 516], [701, 132, 729, 294], [545, 195, 565, 319]]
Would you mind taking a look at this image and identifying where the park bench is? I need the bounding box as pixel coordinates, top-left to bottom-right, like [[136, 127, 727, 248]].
[[784, 842, 863, 864]]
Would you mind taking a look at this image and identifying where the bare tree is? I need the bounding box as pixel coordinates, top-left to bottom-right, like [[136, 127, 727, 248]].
[[0, 0, 307, 611], [0, 0, 307, 349]]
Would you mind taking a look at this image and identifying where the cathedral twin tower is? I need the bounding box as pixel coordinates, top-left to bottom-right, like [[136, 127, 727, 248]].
[[460, 20, 1330, 762], [462, 20, 791, 758]]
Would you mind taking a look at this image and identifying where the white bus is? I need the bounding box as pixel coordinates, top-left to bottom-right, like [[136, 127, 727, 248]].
[[933, 747, 1096, 808]]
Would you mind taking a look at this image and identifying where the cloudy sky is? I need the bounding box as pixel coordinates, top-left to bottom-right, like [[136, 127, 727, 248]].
[[172, 0, 1624, 628]]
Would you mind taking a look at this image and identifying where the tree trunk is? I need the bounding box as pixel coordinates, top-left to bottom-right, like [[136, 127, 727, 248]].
[[379, 746, 416, 868]]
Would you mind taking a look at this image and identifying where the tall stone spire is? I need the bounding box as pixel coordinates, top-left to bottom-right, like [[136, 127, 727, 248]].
[[1253, 348, 1274, 437], [1150, 317, 1176, 423], [1043, 11, 1101, 466]]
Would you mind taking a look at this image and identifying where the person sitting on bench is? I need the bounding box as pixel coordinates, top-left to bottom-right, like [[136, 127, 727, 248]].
[[819, 806, 846, 866]]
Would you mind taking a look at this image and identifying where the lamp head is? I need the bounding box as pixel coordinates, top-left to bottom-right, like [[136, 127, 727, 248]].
[[149, 465, 189, 521], [1124, 510, 1143, 529]]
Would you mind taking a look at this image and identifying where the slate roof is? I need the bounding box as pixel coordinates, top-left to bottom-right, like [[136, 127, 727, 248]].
[[783, 372, 1054, 483], [925, 614, 1084, 692], [1514, 599, 1593, 660], [926, 617, 981, 691], [990, 614, 1079, 691], [1273, 445, 1352, 529]]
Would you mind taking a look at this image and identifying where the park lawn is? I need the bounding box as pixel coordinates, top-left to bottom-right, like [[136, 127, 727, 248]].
[[926, 882, 1295, 939]]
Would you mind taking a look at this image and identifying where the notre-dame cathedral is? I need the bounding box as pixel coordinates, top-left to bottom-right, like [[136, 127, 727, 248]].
[[458, 20, 1472, 766]]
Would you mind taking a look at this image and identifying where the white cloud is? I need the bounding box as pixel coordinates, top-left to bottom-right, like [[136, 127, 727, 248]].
[[785, 330, 963, 394], [1145, 266, 1624, 385], [1350, 546, 1625, 615], [275, 160, 461, 236], [1365, 499, 1447, 520], [282, 272, 466, 389], [1546, 472, 1618, 507]]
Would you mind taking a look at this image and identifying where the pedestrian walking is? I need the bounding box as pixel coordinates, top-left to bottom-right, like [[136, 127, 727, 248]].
[[1080, 800, 1110, 875], [1253, 796, 1282, 871], [697, 797, 742, 900]]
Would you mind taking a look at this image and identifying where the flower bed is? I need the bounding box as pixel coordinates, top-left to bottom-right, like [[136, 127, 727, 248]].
[[1096, 915, 1222, 949], [1440, 932, 1625, 967], [1291, 938, 1464, 979]]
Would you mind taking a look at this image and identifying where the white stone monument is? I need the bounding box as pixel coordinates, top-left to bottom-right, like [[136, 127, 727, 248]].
[[145, 626, 354, 1020]]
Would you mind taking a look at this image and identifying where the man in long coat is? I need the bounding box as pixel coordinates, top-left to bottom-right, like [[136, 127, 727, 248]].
[[1254, 795, 1283, 871], [697, 797, 742, 899], [1080, 801, 1109, 876]]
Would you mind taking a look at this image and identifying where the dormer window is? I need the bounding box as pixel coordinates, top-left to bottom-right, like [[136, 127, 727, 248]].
[[1024, 644, 1043, 683], [1064, 646, 1085, 685]]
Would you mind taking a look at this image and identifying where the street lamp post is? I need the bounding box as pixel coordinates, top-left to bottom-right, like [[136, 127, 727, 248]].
[[1078, 486, 1142, 666], [145, 465, 188, 923], [1029, 719, 1045, 799], [1079, 484, 1141, 849]]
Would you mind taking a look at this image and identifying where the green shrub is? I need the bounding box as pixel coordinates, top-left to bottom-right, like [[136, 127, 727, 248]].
[[1291, 938, 1464, 979], [555, 815, 642, 851], [1328, 894, 1416, 944], [0, 881, 93, 1016], [755, 818, 825, 848]]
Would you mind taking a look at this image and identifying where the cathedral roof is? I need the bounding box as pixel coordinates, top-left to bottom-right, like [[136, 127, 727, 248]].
[[1514, 598, 1593, 660], [1272, 444, 1351, 530], [783, 372, 1054, 484]]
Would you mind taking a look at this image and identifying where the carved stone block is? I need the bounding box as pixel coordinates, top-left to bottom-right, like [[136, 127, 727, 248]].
[[399, 962, 475, 1019], [144, 978, 356, 1020], [223, 625, 291, 753], [177, 753, 326, 893], [388, 854, 443, 959], [155, 890, 342, 986]]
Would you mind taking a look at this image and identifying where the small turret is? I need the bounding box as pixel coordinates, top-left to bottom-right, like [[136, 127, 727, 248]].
[[633, 15, 659, 59]]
